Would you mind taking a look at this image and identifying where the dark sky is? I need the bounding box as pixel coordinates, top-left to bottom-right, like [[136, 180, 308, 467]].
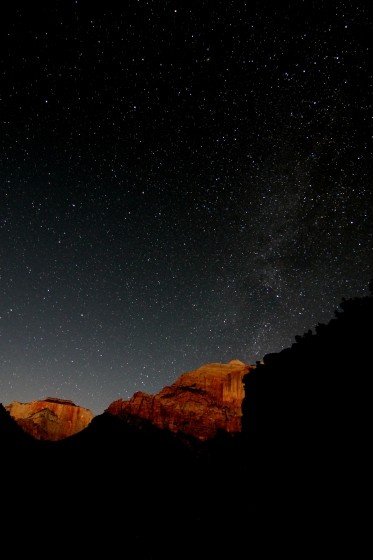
[[1, 1, 372, 415]]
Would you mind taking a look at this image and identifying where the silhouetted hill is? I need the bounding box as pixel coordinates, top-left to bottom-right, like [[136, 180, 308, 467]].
[[242, 286, 372, 450], [241, 283, 372, 545], [2, 283, 371, 555]]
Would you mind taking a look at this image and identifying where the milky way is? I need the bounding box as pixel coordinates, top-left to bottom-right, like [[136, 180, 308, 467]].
[[0, 1, 372, 414]]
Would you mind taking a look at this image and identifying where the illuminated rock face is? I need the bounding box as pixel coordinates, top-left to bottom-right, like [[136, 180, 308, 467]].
[[107, 360, 255, 441], [5, 397, 94, 441]]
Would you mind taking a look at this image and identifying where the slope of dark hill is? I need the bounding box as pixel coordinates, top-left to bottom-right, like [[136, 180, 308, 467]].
[[2, 284, 371, 555], [54, 409, 206, 474], [240, 284, 372, 546], [242, 287, 372, 451], [2, 404, 257, 556], [0, 403, 40, 452]]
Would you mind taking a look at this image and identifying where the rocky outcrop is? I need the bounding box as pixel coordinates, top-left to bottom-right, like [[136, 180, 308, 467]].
[[5, 397, 94, 441], [107, 359, 255, 440]]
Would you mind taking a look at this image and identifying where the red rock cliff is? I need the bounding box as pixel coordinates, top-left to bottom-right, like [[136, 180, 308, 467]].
[[107, 359, 255, 440], [5, 397, 94, 441]]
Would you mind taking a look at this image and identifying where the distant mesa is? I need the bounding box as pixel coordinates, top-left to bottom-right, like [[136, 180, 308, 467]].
[[5, 397, 94, 441], [107, 359, 255, 441], [4, 359, 255, 442]]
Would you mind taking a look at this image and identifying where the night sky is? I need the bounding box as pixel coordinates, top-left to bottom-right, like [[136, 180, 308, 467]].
[[1, 1, 372, 415]]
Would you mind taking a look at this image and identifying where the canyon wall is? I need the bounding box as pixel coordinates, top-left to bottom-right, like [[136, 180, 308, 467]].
[[5, 397, 94, 441], [107, 359, 255, 440]]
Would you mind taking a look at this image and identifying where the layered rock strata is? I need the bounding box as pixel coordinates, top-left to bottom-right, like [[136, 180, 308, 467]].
[[107, 359, 254, 440], [5, 397, 94, 441]]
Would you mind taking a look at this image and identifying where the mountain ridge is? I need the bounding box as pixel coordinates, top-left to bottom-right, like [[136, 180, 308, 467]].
[[1, 285, 371, 555], [4, 358, 254, 441]]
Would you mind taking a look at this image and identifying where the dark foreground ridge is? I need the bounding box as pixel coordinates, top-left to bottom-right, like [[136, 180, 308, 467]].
[[1, 282, 371, 556]]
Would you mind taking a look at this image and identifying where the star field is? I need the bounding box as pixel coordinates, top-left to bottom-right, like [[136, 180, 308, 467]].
[[1, 1, 372, 414]]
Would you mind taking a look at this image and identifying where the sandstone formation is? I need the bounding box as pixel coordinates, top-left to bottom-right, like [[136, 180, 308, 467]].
[[5, 397, 94, 441], [107, 359, 255, 440]]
